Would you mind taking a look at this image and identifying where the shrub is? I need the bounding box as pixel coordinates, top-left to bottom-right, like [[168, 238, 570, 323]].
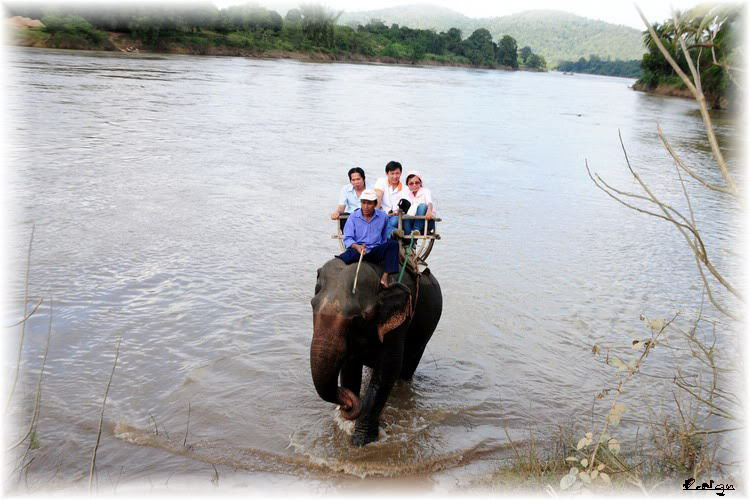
[[42, 15, 95, 35], [226, 32, 252, 48], [380, 42, 407, 59], [40, 14, 110, 48]]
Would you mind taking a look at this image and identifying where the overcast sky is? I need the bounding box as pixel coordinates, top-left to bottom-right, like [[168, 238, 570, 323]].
[[215, 0, 703, 29]]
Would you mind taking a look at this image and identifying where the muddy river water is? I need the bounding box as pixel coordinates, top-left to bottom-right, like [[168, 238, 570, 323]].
[[3, 47, 742, 493]]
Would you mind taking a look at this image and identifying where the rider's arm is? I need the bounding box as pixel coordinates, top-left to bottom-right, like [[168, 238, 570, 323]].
[[330, 204, 346, 220]]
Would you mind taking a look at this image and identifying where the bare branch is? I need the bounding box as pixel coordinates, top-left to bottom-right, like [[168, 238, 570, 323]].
[[183, 402, 192, 448], [586, 163, 697, 234], [636, 4, 739, 198], [593, 171, 702, 236], [89, 335, 123, 493], [7, 300, 53, 452], [674, 379, 736, 421], [669, 132, 741, 318], [7, 224, 35, 411], [657, 123, 733, 194], [686, 427, 744, 437], [617, 131, 741, 300], [4, 297, 44, 329], [694, 252, 740, 320]]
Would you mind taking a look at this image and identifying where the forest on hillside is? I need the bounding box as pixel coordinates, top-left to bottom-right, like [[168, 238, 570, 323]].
[[6, 2, 546, 70], [340, 8, 646, 65]]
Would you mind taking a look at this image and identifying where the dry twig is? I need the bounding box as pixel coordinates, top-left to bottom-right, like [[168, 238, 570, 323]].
[[89, 335, 123, 493], [7, 224, 36, 411], [8, 299, 54, 452]]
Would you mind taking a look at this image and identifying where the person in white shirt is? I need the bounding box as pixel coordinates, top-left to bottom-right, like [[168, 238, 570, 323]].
[[330, 167, 372, 231], [373, 161, 404, 237], [398, 170, 435, 236]]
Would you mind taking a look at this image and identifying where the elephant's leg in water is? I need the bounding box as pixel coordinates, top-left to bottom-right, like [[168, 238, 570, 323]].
[[352, 322, 408, 446], [399, 294, 441, 380], [400, 336, 430, 381]]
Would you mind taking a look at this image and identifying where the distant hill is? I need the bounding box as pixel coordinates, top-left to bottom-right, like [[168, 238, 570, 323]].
[[339, 5, 646, 66]]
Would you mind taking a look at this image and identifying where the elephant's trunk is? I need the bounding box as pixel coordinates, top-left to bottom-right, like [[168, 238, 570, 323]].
[[311, 312, 361, 420]]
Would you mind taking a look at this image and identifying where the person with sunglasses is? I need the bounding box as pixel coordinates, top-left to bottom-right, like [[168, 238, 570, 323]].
[[398, 171, 435, 236]]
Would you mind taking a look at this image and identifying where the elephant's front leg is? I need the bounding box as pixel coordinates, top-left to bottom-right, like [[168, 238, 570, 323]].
[[352, 323, 407, 446]]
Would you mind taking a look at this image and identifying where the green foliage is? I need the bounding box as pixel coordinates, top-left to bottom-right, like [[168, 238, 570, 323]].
[[128, 15, 161, 44], [380, 42, 408, 59], [443, 27, 462, 54], [41, 14, 106, 42], [30, 431, 40, 450], [519, 45, 533, 63], [463, 28, 496, 66], [557, 57, 641, 78], [496, 34, 518, 68], [13, 27, 52, 45], [423, 53, 471, 65], [218, 4, 282, 33], [8, 2, 554, 70], [285, 8, 302, 24], [340, 7, 646, 65], [38, 13, 111, 49], [41, 14, 91, 34], [635, 5, 739, 106], [525, 53, 547, 69], [226, 32, 254, 48], [299, 3, 341, 49]]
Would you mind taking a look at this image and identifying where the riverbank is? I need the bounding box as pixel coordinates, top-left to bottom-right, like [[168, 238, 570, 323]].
[[7, 26, 537, 72], [632, 80, 729, 110]]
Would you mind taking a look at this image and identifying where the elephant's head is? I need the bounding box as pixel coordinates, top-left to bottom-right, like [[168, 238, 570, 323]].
[[310, 258, 412, 420]]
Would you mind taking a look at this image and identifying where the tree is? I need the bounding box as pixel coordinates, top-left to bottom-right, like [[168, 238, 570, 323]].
[[442, 27, 462, 54], [463, 28, 495, 66], [526, 53, 546, 69], [496, 34, 518, 68], [127, 15, 161, 43], [299, 3, 342, 49], [587, 0, 742, 448], [421, 29, 445, 55], [636, 7, 737, 108], [520, 45, 532, 63], [182, 3, 218, 32], [285, 8, 302, 23], [574, 6, 743, 489]]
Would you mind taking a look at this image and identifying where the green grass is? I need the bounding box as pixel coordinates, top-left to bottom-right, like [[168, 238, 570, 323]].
[[13, 28, 51, 45]]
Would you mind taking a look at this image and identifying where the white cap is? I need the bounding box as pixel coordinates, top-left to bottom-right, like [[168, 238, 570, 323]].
[[360, 189, 377, 201]]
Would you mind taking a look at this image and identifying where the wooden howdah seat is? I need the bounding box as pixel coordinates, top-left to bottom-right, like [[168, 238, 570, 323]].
[[333, 213, 441, 272]]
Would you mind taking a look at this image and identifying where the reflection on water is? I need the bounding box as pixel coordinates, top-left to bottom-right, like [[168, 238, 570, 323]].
[[4, 47, 741, 492]]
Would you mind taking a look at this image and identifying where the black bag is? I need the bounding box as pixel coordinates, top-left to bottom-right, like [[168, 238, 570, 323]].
[[397, 198, 411, 213]]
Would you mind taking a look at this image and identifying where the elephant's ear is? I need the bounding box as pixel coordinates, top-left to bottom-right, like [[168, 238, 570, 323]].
[[376, 283, 412, 342]]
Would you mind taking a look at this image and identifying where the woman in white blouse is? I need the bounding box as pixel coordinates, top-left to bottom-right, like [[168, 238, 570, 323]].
[[398, 170, 435, 236]]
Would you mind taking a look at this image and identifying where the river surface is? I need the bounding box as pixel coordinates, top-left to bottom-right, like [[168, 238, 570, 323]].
[[3, 47, 743, 493]]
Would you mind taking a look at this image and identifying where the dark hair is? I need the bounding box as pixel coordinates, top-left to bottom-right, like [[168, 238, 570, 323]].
[[406, 174, 421, 185], [348, 167, 365, 182], [385, 161, 402, 173]]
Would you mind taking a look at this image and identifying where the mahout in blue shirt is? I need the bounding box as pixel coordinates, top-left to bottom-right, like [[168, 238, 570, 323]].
[[342, 208, 389, 250]]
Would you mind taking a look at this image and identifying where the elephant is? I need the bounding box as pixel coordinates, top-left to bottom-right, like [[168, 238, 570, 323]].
[[310, 256, 442, 446]]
